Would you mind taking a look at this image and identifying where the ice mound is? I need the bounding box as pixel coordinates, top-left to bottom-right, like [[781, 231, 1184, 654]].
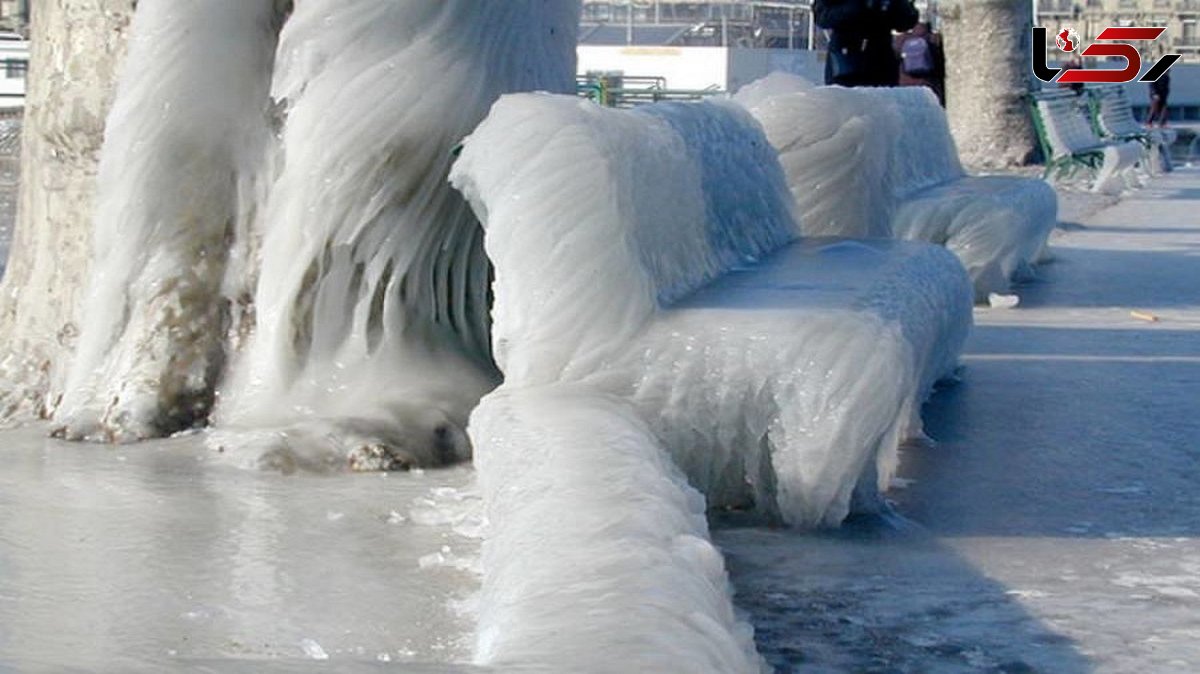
[[734, 74, 1058, 300], [452, 93, 972, 527], [471, 387, 762, 673], [214, 1, 580, 468], [39, 0, 579, 456], [51, 0, 282, 441]]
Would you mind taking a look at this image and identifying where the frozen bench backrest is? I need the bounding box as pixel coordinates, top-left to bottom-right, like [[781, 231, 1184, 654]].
[[1094, 86, 1140, 138], [734, 76, 966, 236], [451, 93, 797, 383], [733, 72, 898, 239], [863, 86, 965, 199], [1036, 94, 1102, 157]]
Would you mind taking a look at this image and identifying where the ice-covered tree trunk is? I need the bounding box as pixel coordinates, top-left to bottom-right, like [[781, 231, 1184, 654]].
[[52, 0, 282, 442], [0, 0, 135, 423], [941, 0, 1038, 170], [213, 1, 580, 471]]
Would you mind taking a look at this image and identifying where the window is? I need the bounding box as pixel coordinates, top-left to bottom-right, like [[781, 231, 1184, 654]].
[[4, 58, 25, 79]]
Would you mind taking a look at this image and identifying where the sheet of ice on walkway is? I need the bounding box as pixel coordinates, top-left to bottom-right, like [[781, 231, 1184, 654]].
[[452, 94, 971, 527], [734, 73, 1057, 300], [0, 427, 482, 670], [214, 1, 579, 469], [471, 388, 762, 673]]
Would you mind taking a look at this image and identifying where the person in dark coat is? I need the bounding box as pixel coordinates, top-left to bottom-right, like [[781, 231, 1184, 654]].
[[1148, 71, 1171, 127], [815, 0, 919, 87]]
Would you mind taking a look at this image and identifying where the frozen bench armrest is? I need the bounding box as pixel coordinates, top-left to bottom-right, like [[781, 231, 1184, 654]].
[[450, 93, 797, 384]]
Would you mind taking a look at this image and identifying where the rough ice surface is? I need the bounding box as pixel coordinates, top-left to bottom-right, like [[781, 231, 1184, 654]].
[[203, 1, 575, 471], [454, 94, 796, 385], [452, 93, 972, 528], [471, 387, 762, 673], [732, 73, 896, 239], [49, 0, 281, 442], [735, 73, 1058, 300]]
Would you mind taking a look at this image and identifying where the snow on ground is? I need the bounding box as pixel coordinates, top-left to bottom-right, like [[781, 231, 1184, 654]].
[[720, 169, 1200, 673]]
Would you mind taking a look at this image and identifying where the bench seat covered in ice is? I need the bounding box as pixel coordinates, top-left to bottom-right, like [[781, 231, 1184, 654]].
[[735, 73, 1058, 301], [451, 93, 972, 528], [599, 237, 971, 525], [453, 92, 970, 671]]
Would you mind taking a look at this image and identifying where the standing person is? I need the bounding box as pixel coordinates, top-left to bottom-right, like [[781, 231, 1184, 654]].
[[1147, 71, 1170, 127], [896, 21, 945, 104], [815, 0, 919, 87]]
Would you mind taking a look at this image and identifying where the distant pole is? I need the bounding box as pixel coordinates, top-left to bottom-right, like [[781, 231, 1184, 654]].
[[788, 8, 794, 50], [808, 7, 815, 50], [626, 0, 633, 44]]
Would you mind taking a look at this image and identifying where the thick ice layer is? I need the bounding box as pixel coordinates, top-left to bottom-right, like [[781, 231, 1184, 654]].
[[893, 176, 1058, 301], [452, 95, 795, 384], [471, 387, 762, 673], [735, 74, 1058, 300], [732, 73, 895, 239], [594, 239, 971, 525], [49, 0, 281, 441], [452, 94, 971, 526], [214, 1, 579, 469]]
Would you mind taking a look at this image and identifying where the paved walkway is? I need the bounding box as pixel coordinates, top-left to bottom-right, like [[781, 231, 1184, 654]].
[[723, 168, 1200, 673]]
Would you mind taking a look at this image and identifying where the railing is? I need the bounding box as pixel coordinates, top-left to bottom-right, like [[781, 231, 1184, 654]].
[[1037, 0, 1074, 14], [577, 75, 723, 108]]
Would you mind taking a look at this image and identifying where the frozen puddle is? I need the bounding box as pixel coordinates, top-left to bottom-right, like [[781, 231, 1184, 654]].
[[0, 426, 483, 670]]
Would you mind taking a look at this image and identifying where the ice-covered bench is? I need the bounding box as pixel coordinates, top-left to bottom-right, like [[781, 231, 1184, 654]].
[[735, 74, 1058, 301], [1032, 88, 1143, 192], [451, 93, 971, 528], [450, 93, 970, 672], [1089, 84, 1175, 173]]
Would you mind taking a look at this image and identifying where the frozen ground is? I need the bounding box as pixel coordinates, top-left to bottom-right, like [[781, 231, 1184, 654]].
[[0, 425, 486, 671], [720, 169, 1200, 673]]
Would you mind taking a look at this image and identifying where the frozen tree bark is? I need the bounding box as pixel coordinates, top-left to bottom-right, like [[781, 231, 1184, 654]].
[[0, 0, 135, 423], [941, 0, 1039, 170]]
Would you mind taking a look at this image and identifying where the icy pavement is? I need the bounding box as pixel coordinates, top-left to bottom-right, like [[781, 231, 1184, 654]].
[[0, 426, 485, 671], [721, 169, 1200, 673]]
